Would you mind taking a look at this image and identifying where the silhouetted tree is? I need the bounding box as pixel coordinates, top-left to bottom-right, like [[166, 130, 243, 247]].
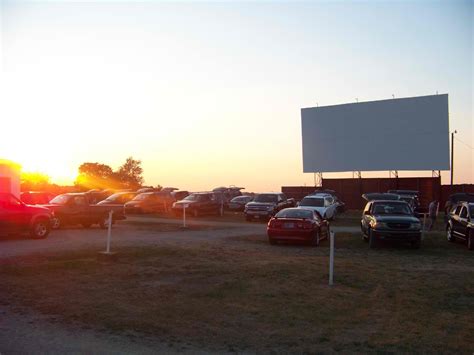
[[75, 162, 116, 190], [21, 172, 51, 192], [115, 157, 144, 189]]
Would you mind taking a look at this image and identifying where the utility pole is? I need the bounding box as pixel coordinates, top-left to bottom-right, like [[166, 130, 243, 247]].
[[451, 130, 457, 186]]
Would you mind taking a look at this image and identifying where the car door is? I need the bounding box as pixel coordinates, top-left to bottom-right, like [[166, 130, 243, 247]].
[[0, 195, 29, 234], [451, 205, 462, 237], [457, 206, 469, 240]]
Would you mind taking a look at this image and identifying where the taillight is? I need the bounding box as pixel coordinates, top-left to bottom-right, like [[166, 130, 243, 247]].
[[269, 219, 282, 228]]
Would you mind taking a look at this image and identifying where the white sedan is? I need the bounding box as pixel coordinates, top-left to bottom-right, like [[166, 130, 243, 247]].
[[297, 193, 338, 220]]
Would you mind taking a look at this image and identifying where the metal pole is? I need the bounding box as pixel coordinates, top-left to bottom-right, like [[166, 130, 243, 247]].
[[106, 210, 113, 253], [329, 231, 334, 286], [451, 131, 454, 186]]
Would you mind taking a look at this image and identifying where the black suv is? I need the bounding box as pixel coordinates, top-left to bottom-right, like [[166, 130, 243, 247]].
[[361, 200, 422, 248], [446, 202, 474, 250]]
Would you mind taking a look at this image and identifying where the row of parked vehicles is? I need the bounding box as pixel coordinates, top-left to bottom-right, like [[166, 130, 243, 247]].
[[265, 190, 473, 251]]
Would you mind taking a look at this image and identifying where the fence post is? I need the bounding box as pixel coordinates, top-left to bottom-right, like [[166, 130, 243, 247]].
[[329, 230, 335, 286], [106, 210, 113, 253]]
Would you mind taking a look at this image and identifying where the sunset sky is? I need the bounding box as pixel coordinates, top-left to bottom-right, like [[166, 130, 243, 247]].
[[0, 0, 472, 192]]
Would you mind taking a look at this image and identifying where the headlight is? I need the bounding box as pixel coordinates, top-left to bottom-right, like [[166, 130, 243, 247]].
[[371, 221, 388, 229], [411, 222, 421, 230]]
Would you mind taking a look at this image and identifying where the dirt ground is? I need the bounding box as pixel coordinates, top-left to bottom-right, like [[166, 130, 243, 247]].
[[0, 216, 472, 354]]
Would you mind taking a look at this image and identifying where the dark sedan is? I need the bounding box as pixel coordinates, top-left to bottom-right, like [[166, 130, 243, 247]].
[[267, 208, 330, 246], [172, 192, 221, 217], [446, 202, 474, 250], [228, 195, 253, 211], [361, 200, 421, 248]]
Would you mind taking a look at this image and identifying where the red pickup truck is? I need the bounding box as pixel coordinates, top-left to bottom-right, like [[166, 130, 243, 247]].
[[0, 193, 53, 239]]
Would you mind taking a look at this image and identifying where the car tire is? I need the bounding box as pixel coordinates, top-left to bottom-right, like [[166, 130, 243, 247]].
[[468, 230, 474, 251], [311, 230, 320, 247], [30, 219, 50, 239], [369, 229, 377, 249], [99, 215, 111, 229], [51, 216, 61, 230], [447, 225, 456, 242]]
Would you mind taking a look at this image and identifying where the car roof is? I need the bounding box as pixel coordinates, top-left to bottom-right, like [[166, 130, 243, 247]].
[[305, 193, 331, 198]]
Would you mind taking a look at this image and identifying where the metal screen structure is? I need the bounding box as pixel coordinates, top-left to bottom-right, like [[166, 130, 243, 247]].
[[301, 94, 450, 172]]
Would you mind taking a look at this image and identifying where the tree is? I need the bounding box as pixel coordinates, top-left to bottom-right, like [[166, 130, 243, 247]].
[[75, 162, 116, 190], [115, 157, 144, 189], [21, 172, 51, 192]]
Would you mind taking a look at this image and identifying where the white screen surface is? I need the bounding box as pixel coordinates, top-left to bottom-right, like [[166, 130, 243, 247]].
[[301, 94, 450, 173]]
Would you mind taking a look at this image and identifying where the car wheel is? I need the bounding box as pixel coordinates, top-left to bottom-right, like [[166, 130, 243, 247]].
[[99, 215, 111, 229], [30, 219, 50, 239], [468, 230, 474, 251], [369, 229, 377, 249], [311, 230, 320, 247], [447, 225, 455, 242], [51, 216, 61, 230]]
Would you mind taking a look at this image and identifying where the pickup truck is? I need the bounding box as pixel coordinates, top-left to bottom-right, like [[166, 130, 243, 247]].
[[244, 193, 296, 221], [0, 193, 53, 239], [41, 193, 126, 229]]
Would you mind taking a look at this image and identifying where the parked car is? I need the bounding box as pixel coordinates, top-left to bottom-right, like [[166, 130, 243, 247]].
[[136, 187, 160, 194], [362, 193, 400, 202], [444, 193, 474, 216], [20, 191, 56, 205], [298, 193, 338, 220], [172, 192, 221, 217], [0, 193, 52, 239], [171, 190, 189, 202], [213, 186, 245, 207], [310, 189, 346, 213], [124, 192, 170, 214], [97, 192, 138, 206], [228, 195, 253, 211], [244, 193, 296, 221], [387, 190, 421, 212], [85, 190, 109, 204], [267, 208, 330, 246], [446, 202, 474, 250], [360, 200, 421, 248], [43, 193, 125, 229]]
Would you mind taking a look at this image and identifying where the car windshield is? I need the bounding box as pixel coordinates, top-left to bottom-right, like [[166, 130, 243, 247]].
[[299, 197, 324, 207], [232, 196, 251, 202], [275, 209, 313, 219], [183, 194, 200, 201], [372, 202, 412, 215], [49, 195, 71, 205], [133, 193, 151, 201], [254, 194, 278, 203]]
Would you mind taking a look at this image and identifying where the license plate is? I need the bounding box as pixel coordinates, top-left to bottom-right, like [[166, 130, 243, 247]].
[[284, 222, 295, 229]]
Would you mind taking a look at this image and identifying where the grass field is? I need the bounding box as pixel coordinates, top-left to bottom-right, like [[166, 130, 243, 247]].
[[1, 228, 472, 353]]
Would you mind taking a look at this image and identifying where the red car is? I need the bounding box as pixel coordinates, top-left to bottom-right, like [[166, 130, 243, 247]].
[[267, 208, 330, 246]]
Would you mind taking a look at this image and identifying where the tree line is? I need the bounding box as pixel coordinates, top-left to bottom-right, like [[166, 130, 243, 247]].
[[21, 157, 147, 192]]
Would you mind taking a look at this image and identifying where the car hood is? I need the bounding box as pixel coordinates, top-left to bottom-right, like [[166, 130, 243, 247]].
[[373, 215, 419, 223], [174, 200, 198, 206]]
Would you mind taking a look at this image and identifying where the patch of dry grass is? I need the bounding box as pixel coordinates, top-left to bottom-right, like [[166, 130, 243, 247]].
[[0, 232, 473, 353]]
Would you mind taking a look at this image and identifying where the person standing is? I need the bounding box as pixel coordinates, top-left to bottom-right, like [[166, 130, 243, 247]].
[[427, 200, 439, 231]]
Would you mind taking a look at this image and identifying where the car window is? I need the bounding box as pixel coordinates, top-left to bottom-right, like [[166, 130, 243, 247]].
[[254, 194, 278, 203], [460, 207, 468, 219], [300, 198, 324, 207], [0, 194, 22, 207], [469, 206, 474, 219], [372, 202, 412, 215], [74, 196, 87, 206], [275, 209, 313, 219], [454, 206, 462, 215]]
